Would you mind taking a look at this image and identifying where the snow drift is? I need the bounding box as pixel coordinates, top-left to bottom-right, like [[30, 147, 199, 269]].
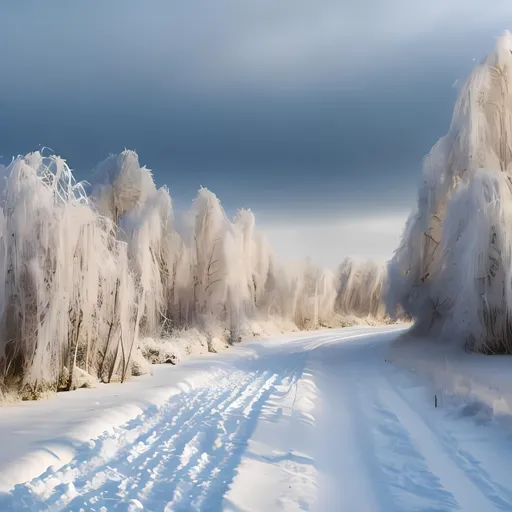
[[387, 30, 512, 352]]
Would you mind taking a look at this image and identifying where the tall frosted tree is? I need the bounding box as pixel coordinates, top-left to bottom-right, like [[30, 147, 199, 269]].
[[387, 31, 512, 352]]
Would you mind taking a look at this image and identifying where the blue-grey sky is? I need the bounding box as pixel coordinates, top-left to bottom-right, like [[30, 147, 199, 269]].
[[1, 1, 511, 266]]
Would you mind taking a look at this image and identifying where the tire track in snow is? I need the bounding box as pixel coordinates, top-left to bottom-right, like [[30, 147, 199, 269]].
[[133, 371, 270, 503], [0, 370, 250, 511], [72, 369, 271, 511], [314, 340, 460, 512], [368, 395, 459, 512], [163, 372, 282, 511], [383, 372, 512, 511], [69, 376, 250, 510], [0, 360, 304, 512], [165, 357, 308, 511], [143, 370, 279, 508], [311, 333, 512, 512], [313, 354, 396, 512]]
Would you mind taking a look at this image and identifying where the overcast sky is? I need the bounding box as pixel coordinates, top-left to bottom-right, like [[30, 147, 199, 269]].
[[1, 1, 511, 267]]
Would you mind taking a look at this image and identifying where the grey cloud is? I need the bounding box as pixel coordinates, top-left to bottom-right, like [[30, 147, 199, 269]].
[[1, 0, 511, 219], [2, 1, 510, 97]]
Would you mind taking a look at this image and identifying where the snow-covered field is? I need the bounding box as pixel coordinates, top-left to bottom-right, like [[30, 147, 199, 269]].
[[2, 325, 512, 511]]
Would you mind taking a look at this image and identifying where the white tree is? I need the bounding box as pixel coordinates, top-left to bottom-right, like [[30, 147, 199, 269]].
[[0, 142, 395, 398], [386, 30, 512, 351]]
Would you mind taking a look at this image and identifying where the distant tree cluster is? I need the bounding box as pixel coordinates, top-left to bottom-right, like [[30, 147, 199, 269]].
[[0, 149, 389, 397]]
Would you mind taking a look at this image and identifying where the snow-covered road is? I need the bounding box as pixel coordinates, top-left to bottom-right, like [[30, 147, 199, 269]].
[[2, 325, 512, 511]]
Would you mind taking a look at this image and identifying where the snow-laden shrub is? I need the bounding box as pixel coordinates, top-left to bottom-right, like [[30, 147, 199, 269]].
[[386, 30, 512, 352], [140, 327, 228, 366]]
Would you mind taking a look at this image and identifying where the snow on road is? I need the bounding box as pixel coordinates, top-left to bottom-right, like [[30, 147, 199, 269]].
[[2, 325, 512, 511]]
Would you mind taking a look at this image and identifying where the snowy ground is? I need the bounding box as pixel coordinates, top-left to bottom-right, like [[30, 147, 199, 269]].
[[2, 325, 512, 511]]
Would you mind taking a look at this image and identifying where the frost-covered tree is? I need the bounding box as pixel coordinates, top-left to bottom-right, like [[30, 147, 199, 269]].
[[0, 143, 392, 398], [335, 258, 386, 319], [92, 150, 156, 224], [0, 153, 137, 396], [387, 30, 512, 352], [189, 188, 230, 322]]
